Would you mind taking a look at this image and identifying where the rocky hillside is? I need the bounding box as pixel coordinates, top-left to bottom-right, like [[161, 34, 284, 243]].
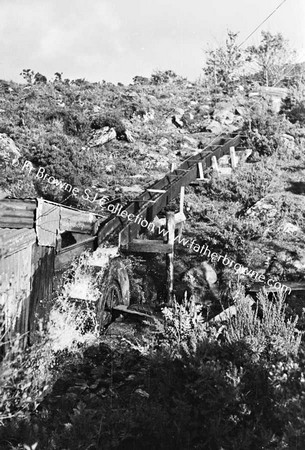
[[1, 69, 305, 300], [0, 71, 252, 207]]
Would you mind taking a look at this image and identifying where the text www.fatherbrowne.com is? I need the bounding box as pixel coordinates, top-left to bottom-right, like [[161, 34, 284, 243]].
[[107, 202, 291, 295], [20, 160, 291, 294]]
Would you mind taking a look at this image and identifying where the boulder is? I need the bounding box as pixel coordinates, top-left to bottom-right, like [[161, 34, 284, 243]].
[[214, 109, 235, 124], [206, 120, 223, 134], [158, 137, 169, 148], [213, 102, 235, 124], [280, 222, 301, 234], [245, 198, 279, 223], [279, 134, 295, 150], [142, 110, 155, 122], [182, 135, 198, 147], [90, 127, 116, 147], [124, 130, 134, 143], [105, 164, 116, 174], [183, 261, 219, 302], [0, 133, 21, 164]]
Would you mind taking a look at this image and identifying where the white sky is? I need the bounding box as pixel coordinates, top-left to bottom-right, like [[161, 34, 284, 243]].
[[0, 0, 304, 84]]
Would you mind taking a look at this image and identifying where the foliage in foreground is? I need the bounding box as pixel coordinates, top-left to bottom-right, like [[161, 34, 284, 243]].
[[0, 253, 100, 426], [0, 289, 304, 450]]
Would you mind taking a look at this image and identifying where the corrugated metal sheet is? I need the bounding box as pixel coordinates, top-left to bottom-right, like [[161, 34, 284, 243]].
[[0, 197, 100, 350], [0, 228, 36, 258], [0, 241, 33, 341], [0, 198, 36, 229], [36, 198, 60, 247]]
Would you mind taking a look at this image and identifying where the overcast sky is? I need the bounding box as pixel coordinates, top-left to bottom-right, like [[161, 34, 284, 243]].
[[0, 0, 304, 84]]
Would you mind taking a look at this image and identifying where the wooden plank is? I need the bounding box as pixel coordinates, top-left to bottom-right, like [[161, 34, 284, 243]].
[[230, 146, 237, 168], [55, 237, 96, 271], [112, 304, 155, 321], [121, 239, 173, 254], [197, 162, 204, 180], [179, 186, 185, 214], [147, 189, 167, 193]]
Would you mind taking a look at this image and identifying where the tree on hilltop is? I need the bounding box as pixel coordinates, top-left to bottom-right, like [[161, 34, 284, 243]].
[[203, 31, 245, 92], [247, 31, 295, 86]]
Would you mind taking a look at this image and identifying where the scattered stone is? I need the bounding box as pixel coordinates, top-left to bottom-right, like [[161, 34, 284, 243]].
[[0, 187, 9, 199], [135, 388, 149, 398], [105, 164, 115, 174], [183, 262, 219, 302], [174, 108, 185, 116], [158, 137, 169, 147], [182, 111, 194, 122], [279, 134, 296, 150], [218, 154, 230, 167], [280, 222, 301, 234], [291, 252, 305, 271], [125, 130, 134, 143], [206, 120, 223, 134], [245, 198, 279, 223], [89, 127, 116, 147], [201, 261, 217, 286], [142, 110, 155, 122], [182, 135, 198, 147]]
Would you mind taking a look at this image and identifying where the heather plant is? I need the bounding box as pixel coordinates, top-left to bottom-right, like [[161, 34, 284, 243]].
[[242, 98, 285, 155], [225, 287, 302, 359], [161, 294, 205, 353]]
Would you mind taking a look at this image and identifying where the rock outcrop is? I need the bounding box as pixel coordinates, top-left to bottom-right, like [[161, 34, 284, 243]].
[[0, 133, 21, 164]]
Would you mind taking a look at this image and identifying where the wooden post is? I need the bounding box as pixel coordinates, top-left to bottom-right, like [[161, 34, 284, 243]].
[[230, 146, 237, 169], [179, 186, 185, 214], [165, 211, 175, 305], [197, 162, 204, 180], [170, 162, 176, 172], [211, 156, 219, 172]]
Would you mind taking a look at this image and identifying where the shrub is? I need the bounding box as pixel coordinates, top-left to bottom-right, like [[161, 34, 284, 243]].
[[242, 98, 285, 155], [281, 97, 305, 126], [226, 287, 302, 359]]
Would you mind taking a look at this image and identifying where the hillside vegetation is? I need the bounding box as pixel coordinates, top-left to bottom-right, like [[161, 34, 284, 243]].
[[1, 31, 305, 450]]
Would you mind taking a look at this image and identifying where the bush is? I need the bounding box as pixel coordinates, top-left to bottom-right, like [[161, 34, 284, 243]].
[[281, 97, 305, 125], [225, 287, 302, 359], [242, 99, 285, 155]]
